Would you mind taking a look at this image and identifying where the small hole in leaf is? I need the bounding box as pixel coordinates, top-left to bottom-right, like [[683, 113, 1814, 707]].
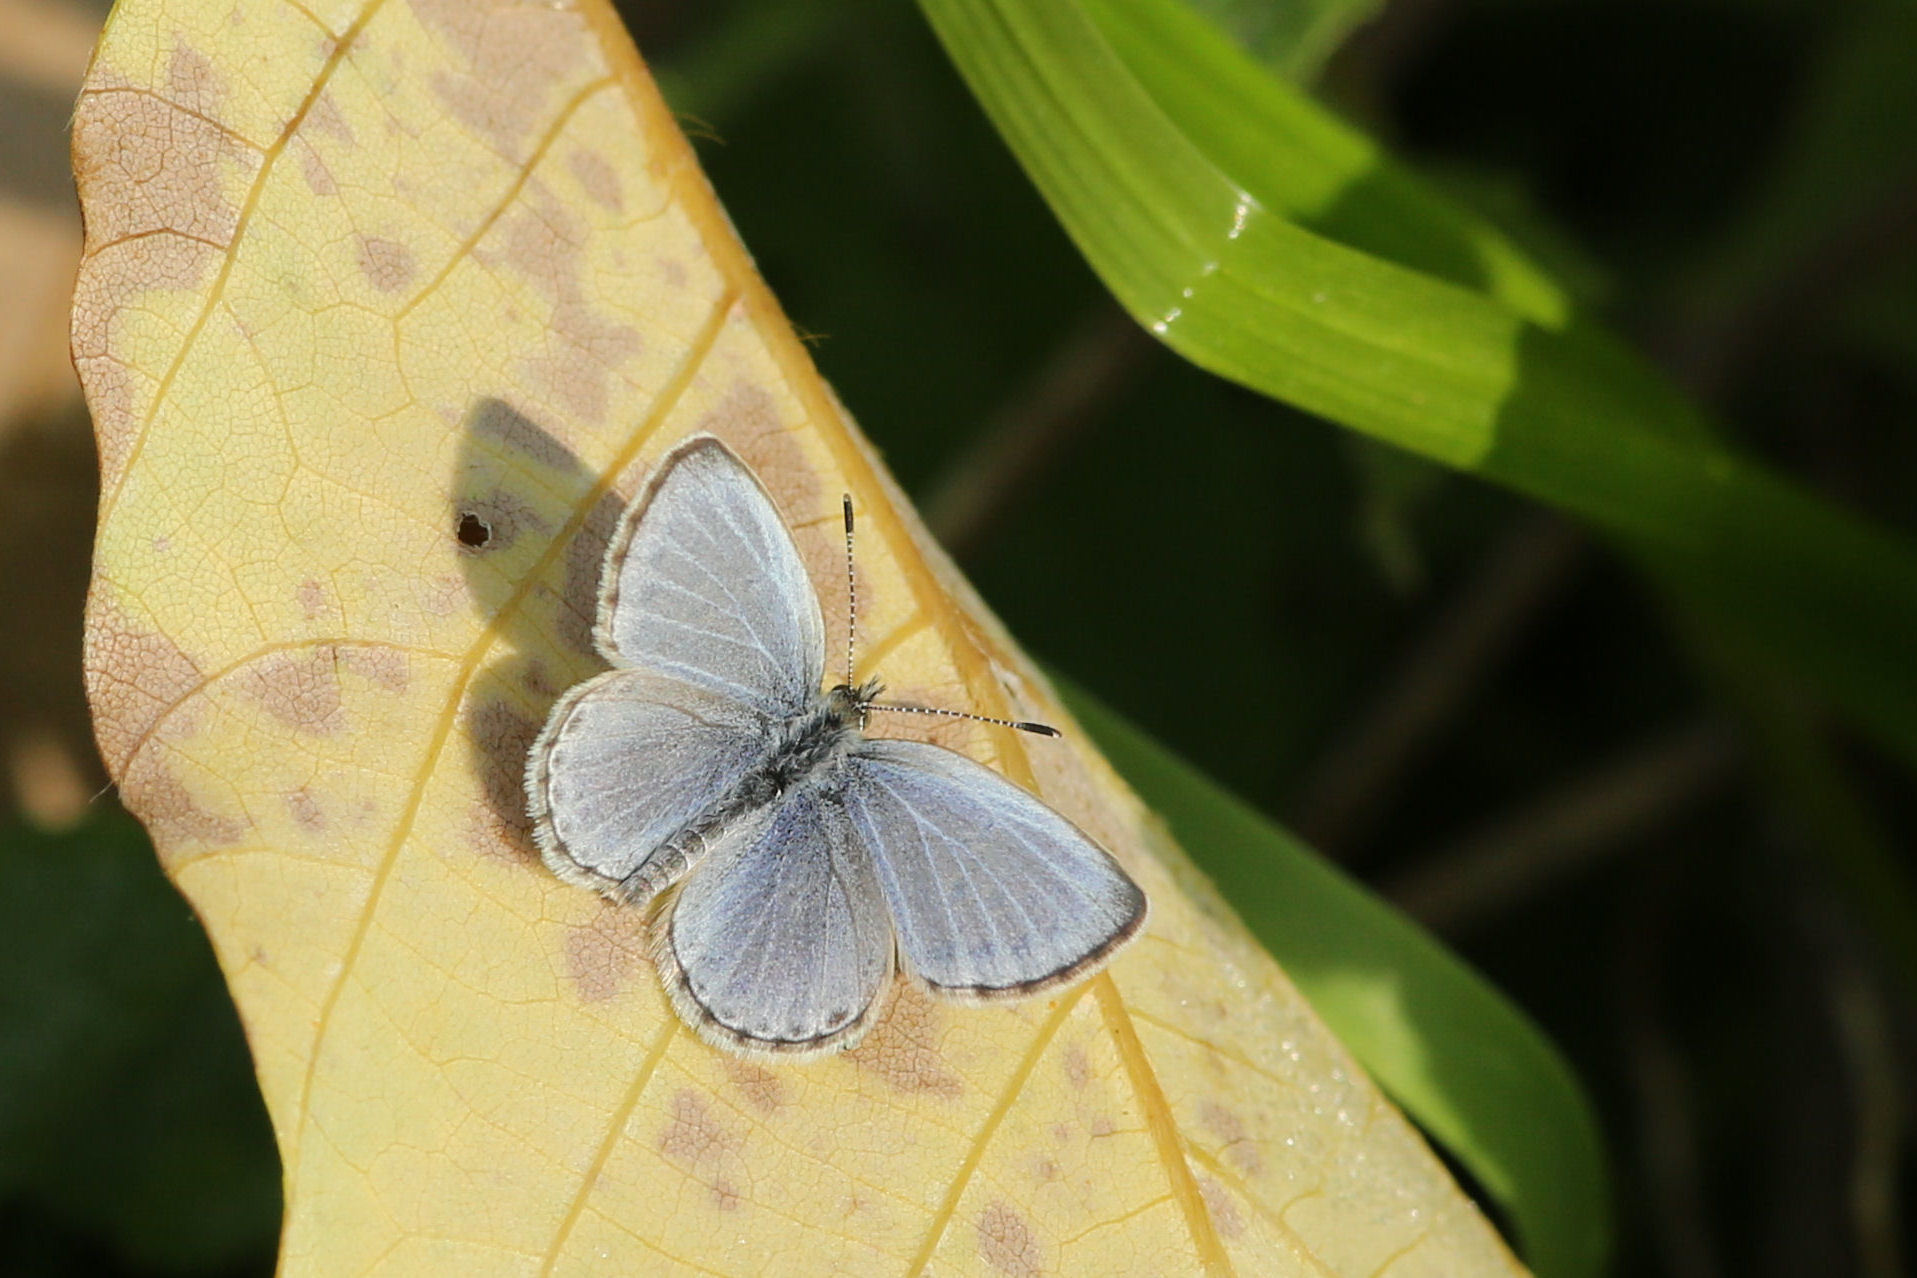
[[457, 511, 492, 549]]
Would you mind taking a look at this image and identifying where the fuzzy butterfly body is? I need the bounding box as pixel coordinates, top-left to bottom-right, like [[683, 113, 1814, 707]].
[[526, 437, 1147, 1059]]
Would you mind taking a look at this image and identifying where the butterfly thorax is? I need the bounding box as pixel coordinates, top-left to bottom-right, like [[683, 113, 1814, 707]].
[[744, 678, 882, 799]]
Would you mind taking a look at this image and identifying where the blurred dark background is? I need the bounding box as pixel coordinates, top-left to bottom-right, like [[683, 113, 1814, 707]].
[[2, 0, 1913, 1273]]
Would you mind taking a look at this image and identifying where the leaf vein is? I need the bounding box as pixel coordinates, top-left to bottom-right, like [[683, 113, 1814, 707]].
[[537, 1018, 677, 1276], [285, 283, 738, 1210], [1095, 975, 1235, 1277], [97, 0, 392, 520], [1182, 1145, 1338, 1278], [903, 982, 1090, 1276]]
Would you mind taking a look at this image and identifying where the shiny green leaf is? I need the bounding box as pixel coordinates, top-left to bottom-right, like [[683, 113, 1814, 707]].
[[919, 0, 1917, 771], [1061, 678, 1611, 1278]]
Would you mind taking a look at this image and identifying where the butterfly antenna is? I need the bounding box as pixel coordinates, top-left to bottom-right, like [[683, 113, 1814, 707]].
[[841, 494, 1058, 740], [861, 701, 1062, 738], [842, 495, 859, 696]]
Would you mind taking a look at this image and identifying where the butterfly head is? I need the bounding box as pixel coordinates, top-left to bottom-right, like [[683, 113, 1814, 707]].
[[826, 678, 885, 729]]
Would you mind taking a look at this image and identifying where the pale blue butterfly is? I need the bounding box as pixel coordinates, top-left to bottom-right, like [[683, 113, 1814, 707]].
[[526, 436, 1147, 1059]]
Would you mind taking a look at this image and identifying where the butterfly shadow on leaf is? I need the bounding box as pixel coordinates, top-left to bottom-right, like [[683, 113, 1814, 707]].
[[450, 397, 621, 870]]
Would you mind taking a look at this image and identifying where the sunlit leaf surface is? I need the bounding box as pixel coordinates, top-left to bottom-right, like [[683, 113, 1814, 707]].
[[71, 1, 1527, 1273]]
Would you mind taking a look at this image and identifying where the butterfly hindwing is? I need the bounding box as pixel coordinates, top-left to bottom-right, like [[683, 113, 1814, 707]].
[[658, 784, 896, 1057], [526, 668, 768, 902], [841, 739, 1147, 998]]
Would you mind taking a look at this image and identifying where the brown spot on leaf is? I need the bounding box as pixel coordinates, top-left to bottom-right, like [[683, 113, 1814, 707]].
[[700, 383, 792, 475], [410, 0, 597, 160], [297, 578, 327, 619], [303, 90, 354, 144], [1198, 1176, 1245, 1241], [356, 235, 416, 292], [563, 904, 644, 1002], [724, 1061, 787, 1114], [1062, 1044, 1091, 1090], [977, 1201, 1042, 1277], [340, 646, 408, 693], [465, 798, 533, 867], [713, 387, 824, 558], [72, 231, 223, 482], [123, 762, 246, 860], [72, 75, 248, 248], [656, 256, 687, 290], [83, 599, 206, 776], [657, 1090, 744, 1210], [70, 70, 254, 483], [521, 660, 561, 699], [285, 786, 325, 832], [849, 986, 962, 1099], [659, 1090, 736, 1161], [166, 45, 223, 118], [567, 148, 622, 211], [297, 141, 337, 195], [495, 199, 641, 424], [704, 381, 783, 436], [239, 648, 345, 734], [1199, 1100, 1263, 1177], [416, 573, 466, 618]]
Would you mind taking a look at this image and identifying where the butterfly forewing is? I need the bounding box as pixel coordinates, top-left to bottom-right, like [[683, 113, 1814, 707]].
[[660, 785, 896, 1056], [841, 740, 1148, 997], [596, 438, 827, 716], [527, 668, 768, 901]]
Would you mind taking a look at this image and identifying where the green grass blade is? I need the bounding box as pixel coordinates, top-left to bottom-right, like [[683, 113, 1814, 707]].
[[1181, 0, 1386, 81], [1059, 678, 1612, 1278], [918, 0, 1917, 771]]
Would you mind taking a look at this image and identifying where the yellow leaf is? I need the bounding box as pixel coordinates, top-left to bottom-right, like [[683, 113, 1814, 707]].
[[71, 1, 1529, 1273]]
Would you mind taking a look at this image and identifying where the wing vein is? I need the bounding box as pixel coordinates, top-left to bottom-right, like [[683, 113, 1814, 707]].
[[673, 545, 782, 677], [909, 797, 1035, 969]]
